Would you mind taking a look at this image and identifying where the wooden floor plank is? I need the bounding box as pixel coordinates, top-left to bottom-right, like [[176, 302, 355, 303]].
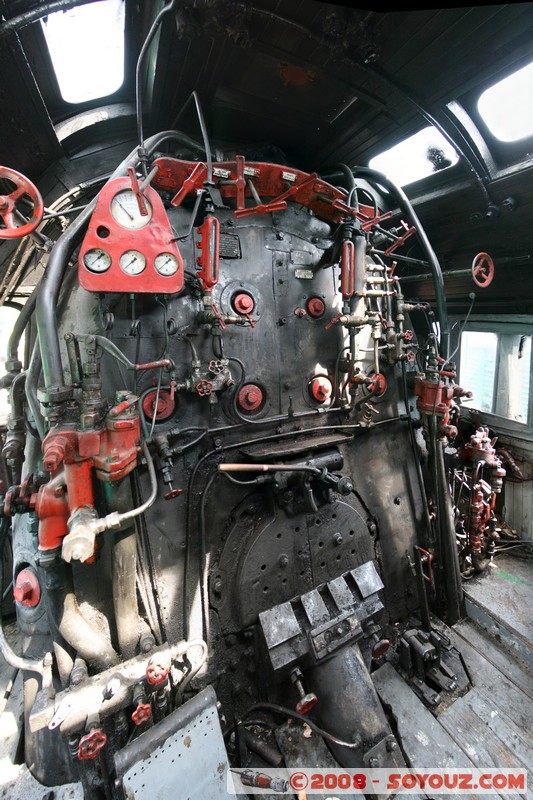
[[439, 688, 531, 800], [452, 618, 533, 700]]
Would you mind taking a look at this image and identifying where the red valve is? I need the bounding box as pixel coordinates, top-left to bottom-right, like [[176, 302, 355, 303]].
[[472, 252, 495, 288], [403, 329, 414, 342], [296, 692, 318, 715], [306, 297, 325, 318], [368, 373, 387, 397], [13, 568, 41, 607], [132, 702, 152, 726], [195, 379, 213, 397], [146, 658, 170, 685], [310, 377, 332, 403], [163, 488, 185, 501], [78, 728, 107, 760], [238, 384, 264, 412], [0, 166, 44, 239], [233, 292, 254, 315]]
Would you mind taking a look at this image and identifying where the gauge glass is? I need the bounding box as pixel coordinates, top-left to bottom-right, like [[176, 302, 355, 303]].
[[83, 248, 112, 273], [110, 190, 152, 229], [154, 252, 180, 276], [120, 250, 146, 275]]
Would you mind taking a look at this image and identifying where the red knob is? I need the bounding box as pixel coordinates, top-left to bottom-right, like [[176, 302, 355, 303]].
[[233, 292, 254, 315], [14, 568, 40, 607], [238, 384, 264, 411], [132, 702, 152, 726], [78, 728, 107, 760], [306, 297, 325, 318], [372, 639, 391, 660], [296, 692, 318, 715], [146, 658, 170, 685], [310, 377, 332, 402]]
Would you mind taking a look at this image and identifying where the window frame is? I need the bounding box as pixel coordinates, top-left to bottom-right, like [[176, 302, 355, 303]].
[[455, 316, 533, 439]]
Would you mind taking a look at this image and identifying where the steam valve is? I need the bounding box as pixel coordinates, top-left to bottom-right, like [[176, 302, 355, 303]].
[[146, 657, 170, 685], [290, 667, 318, 715], [13, 568, 40, 607], [132, 702, 152, 727], [309, 376, 332, 403], [78, 727, 107, 760]]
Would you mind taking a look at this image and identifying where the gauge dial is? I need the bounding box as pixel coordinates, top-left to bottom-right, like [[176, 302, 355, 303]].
[[154, 252, 180, 276], [110, 190, 152, 229], [120, 250, 146, 275], [83, 248, 112, 273]]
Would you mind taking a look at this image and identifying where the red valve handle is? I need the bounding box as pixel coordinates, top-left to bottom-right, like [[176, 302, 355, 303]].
[[472, 252, 495, 288], [0, 166, 44, 239], [78, 728, 107, 760], [132, 702, 152, 726]]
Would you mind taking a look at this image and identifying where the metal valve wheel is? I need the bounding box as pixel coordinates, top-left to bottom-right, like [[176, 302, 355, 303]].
[[0, 166, 44, 239], [472, 252, 495, 288]]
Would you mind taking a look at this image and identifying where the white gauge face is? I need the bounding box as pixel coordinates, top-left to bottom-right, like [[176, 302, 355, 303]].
[[120, 250, 146, 275], [83, 248, 112, 273], [110, 190, 152, 229], [154, 252, 180, 276]]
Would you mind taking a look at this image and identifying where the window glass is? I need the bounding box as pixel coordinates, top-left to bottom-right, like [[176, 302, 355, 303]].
[[368, 126, 458, 187], [477, 60, 533, 142], [459, 330, 532, 423], [41, 0, 125, 104]]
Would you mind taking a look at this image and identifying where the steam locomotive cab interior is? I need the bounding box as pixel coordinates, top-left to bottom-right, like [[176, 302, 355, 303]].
[[0, 2, 531, 798]]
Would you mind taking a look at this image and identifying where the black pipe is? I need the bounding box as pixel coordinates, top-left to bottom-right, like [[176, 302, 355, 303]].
[[432, 428, 463, 624], [0, 0, 106, 38], [42, 560, 119, 672], [350, 166, 450, 360], [7, 289, 37, 367]]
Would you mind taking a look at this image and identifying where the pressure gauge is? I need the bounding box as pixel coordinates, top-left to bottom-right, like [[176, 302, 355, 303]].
[[110, 190, 152, 229], [154, 252, 180, 276], [120, 250, 146, 275], [83, 248, 112, 273]]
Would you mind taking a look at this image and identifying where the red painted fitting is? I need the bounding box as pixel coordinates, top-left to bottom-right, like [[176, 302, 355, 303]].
[[78, 728, 107, 760], [233, 292, 254, 315], [310, 377, 332, 402], [13, 568, 41, 607], [296, 692, 318, 715], [238, 384, 264, 412], [368, 373, 387, 397], [306, 297, 325, 318], [372, 638, 391, 660], [132, 702, 152, 726], [142, 389, 175, 421], [146, 658, 170, 685]]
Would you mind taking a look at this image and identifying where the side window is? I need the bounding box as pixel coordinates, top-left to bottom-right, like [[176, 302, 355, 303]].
[[459, 328, 532, 425]]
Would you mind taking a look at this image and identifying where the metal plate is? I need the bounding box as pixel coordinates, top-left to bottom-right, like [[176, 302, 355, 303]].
[[116, 687, 238, 800]]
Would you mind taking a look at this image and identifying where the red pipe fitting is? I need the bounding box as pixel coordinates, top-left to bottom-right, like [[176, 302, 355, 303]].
[[233, 292, 254, 315], [306, 297, 325, 318], [310, 377, 332, 402], [13, 568, 41, 607], [238, 384, 264, 412]]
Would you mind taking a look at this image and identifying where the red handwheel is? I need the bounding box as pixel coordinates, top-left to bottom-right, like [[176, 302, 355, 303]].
[[0, 166, 44, 239], [472, 252, 495, 288]]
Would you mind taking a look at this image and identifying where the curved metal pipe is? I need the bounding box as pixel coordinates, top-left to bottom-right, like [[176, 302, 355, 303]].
[[0, 0, 105, 39], [43, 560, 119, 672], [350, 166, 450, 360]]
